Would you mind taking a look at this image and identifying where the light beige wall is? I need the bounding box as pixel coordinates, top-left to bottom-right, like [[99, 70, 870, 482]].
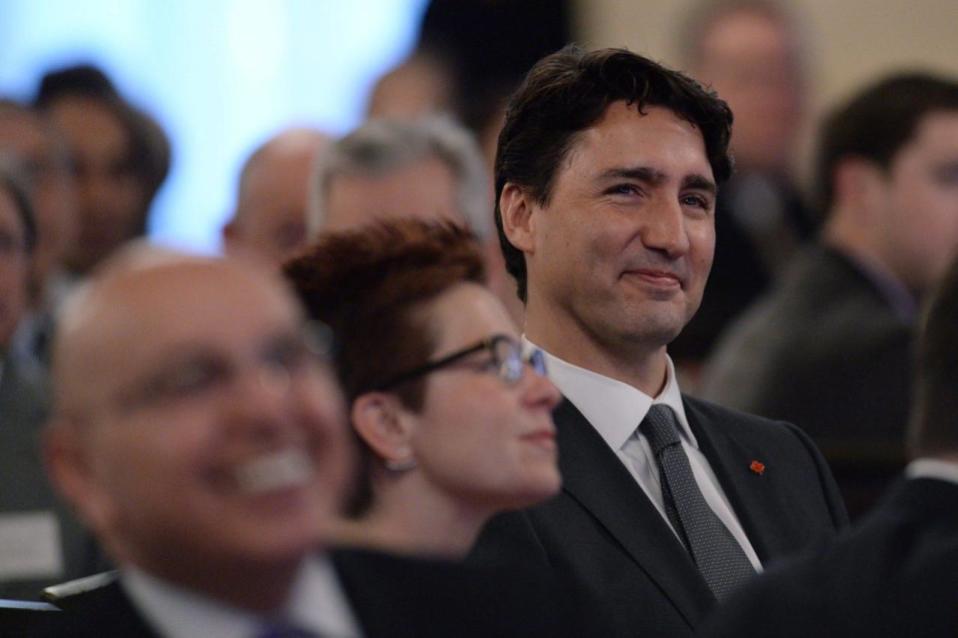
[[574, 0, 958, 176]]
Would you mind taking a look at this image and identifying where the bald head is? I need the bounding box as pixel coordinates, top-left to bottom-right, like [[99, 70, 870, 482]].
[[52, 246, 301, 416], [224, 127, 329, 267], [46, 245, 352, 610]]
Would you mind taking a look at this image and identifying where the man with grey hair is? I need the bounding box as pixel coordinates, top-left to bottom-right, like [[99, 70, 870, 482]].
[[308, 116, 491, 240], [309, 116, 523, 319]]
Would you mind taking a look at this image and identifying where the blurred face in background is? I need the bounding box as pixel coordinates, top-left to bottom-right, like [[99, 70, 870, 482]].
[[0, 108, 76, 295], [0, 185, 29, 346], [47, 96, 146, 275], [391, 282, 561, 511], [47, 258, 352, 588], [322, 157, 462, 232], [224, 130, 328, 268], [869, 111, 958, 294], [693, 8, 805, 173]]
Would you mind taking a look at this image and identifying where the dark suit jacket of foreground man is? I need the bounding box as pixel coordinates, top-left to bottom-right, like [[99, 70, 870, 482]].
[[701, 477, 958, 637], [37, 548, 602, 637], [470, 395, 848, 637]]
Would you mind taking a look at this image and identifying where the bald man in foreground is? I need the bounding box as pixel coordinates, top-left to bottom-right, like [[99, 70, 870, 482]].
[[24, 246, 592, 637]]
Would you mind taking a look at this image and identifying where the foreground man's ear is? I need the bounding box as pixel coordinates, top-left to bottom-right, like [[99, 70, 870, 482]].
[[43, 419, 116, 542], [499, 183, 537, 256]]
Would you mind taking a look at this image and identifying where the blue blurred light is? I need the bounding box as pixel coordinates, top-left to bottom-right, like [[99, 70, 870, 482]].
[[0, 0, 429, 253]]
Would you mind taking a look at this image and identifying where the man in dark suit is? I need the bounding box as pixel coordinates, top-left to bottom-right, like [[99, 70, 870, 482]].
[[0, 165, 99, 601], [701, 73, 958, 517], [27, 244, 592, 637], [701, 254, 958, 638], [469, 45, 847, 637]]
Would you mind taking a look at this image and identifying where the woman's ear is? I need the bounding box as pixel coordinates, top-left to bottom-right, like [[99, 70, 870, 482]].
[[350, 392, 417, 470]]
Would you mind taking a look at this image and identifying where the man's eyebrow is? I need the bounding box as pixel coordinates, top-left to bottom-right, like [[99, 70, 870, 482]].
[[681, 174, 717, 195], [932, 160, 958, 179], [598, 166, 667, 186], [598, 167, 717, 195]]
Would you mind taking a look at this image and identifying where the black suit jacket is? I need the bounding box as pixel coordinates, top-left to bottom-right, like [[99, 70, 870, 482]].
[[27, 548, 602, 637], [469, 395, 848, 637], [701, 477, 958, 637]]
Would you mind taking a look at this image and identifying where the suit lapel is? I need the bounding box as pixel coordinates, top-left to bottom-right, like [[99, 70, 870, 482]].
[[683, 397, 802, 562], [554, 399, 715, 627]]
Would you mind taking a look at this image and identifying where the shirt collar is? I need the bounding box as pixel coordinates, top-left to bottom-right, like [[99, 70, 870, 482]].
[[121, 554, 360, 638], [525, 337, 696, 451], [906, 458, 958, 486]]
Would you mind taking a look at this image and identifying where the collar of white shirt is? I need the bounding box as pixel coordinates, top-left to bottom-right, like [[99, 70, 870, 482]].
[[906, 457, 958, 486], [524, 337, 697, 450], [121, 554, 362, 638]]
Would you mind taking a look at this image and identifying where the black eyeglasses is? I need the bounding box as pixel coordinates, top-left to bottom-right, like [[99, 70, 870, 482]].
[[373, 334, 546, 391]]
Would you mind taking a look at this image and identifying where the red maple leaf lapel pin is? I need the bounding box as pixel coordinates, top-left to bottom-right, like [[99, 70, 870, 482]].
[[749, 460, 766, 476]]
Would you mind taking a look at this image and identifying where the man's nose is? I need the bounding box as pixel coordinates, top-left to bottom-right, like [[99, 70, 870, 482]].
[[642, 197, 690, 258], [228, 363, 298, 443]]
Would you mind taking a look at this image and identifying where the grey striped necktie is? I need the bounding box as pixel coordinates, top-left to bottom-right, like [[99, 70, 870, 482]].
[[641, 404, 756, 600]]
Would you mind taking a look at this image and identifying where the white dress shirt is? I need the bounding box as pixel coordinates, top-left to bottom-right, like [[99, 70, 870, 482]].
[[906, 458, 958, 486], [528, 338, 763, 570], [122, 554, 363, 638]]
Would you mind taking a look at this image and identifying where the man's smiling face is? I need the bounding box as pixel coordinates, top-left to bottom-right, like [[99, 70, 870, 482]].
[[51, 258, 352, 583], [523, 101, 717, 354]]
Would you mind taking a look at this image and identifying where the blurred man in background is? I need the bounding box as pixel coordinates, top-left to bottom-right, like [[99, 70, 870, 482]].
[[309, 117, 489, 238], [222, 126, 329, 268], [702, 73, 958, 517], [0, 102, 75, 310], [34, 64, 170, 281], [0, 100, 76, 373], [308, 116, 522, 319], [0, 163, 95, 601]]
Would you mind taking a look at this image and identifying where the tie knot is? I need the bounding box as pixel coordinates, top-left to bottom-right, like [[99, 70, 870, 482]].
[[640, 404, 682, 455]]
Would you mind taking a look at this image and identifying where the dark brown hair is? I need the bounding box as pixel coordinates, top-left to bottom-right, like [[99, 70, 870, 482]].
[[816, 73, 958, 215], [283, 219, 486, 515], [495, 45, 734, 302]]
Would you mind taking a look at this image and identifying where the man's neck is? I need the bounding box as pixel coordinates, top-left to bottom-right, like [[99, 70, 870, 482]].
[[525, 304, 669, 397]]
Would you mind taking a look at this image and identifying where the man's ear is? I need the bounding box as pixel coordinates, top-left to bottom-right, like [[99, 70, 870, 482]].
[[42, 419, 115, 536], [499, 183, 537, 255], [833, 158, 886, 218], [221, 216, 239, 252], [350, 393, 416, 467]]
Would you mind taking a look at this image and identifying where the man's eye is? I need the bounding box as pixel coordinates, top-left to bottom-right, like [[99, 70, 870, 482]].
[[262, 339, 310, 374], [608, 184, 642, 197], [150, 361, 224, 399], [681, 194, 711, 209]]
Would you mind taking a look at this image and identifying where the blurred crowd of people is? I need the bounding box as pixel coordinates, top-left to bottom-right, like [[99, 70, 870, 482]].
[[2, 0, 958, 636]]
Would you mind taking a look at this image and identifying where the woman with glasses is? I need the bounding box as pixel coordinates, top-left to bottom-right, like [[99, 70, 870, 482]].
[[283, 219, 561, 558]]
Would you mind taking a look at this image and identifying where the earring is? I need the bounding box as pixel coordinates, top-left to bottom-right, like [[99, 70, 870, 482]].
[[385, 457, 417, 472]]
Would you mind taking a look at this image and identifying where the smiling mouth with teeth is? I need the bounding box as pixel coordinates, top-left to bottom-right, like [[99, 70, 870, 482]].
[[235, 448, 315, 495]]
